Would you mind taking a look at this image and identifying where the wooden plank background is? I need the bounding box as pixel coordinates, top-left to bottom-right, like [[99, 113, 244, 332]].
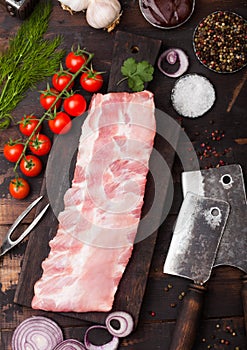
[[0, 0, 246, 349]]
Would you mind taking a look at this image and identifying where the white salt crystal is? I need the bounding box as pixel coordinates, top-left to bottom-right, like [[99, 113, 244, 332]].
[[171, 74, 216, 118]]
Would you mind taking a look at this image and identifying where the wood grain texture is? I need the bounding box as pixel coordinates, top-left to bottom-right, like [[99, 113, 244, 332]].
[[108, 31, 162, 92], [242, 275, 247, 332], [0, 0, 247, 348], [14, 31, 178, 328], [168, 283, 207, 350]]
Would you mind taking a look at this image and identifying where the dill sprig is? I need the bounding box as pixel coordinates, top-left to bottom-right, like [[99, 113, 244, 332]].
[[0, 0, 65, 130]]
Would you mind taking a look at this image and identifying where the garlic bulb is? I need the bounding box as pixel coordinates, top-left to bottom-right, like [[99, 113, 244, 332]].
[[59, 0, 90, 12], [86, 0, 121, 31]]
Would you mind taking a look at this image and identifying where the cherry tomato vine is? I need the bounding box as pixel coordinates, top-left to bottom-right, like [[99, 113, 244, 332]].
[[4, 47, 105, 199]]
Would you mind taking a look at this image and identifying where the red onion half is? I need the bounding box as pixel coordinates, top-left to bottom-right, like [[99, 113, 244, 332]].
[[54, 339, 86, 349], [12, 316, 63, 350], [105, 311, 134, 338], [84, 325, 119, 350], [158, 48, 189, 78]]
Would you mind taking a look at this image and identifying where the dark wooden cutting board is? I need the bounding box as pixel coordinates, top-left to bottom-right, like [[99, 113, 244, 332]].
[[14, 31, 178, 326]]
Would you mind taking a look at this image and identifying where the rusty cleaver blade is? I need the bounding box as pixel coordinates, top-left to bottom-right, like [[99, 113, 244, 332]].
[[182, 164, 247, 331], [164, 191, 230, 350]]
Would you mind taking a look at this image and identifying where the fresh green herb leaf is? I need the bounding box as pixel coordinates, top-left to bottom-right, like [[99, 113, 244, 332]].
[[119, 58, 154, 92], [121, 57, 137, 77], [128, 76, 144, 92], [135, 60, 154, 83], [0, 0, 64, 130]]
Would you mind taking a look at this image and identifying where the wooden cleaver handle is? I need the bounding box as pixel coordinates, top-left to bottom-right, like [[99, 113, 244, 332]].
[[241, 275, 247, 331], [169, 283, 207, 350]]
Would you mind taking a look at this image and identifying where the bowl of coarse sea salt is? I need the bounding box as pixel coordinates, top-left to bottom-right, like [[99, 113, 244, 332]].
[[171, 74, 216, 118]]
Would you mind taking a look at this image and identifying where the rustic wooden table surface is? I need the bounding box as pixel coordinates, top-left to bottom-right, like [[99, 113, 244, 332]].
[[0, 0, 246, 349]]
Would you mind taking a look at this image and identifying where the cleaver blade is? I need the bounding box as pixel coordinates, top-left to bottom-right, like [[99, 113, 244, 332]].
[[164, 191, 230, 350], [182, 164, 247, 272], [182, 163, 247, 332], [164, 192, 230, 284]]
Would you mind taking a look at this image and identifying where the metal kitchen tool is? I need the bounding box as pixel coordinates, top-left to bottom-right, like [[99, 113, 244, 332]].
[[182, 164, 247, 330], [0, 196, 49, 257], [0, 0, 37, 20], [164, 191, 230, 350]]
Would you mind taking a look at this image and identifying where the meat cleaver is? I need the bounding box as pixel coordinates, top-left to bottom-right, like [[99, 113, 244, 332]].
[[182, 164, 247, 331], [164, 191, 230, 350]]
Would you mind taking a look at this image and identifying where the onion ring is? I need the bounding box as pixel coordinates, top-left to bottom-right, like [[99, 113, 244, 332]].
[[158, 48, 189, 78], [105, 311, 134, 338], [11, 316, 63, 350], [54, 339, 86, 349], [84, 325, 119, 350]]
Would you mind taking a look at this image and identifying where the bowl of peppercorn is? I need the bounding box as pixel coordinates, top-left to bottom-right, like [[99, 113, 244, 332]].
[[193, 11, 247, 73]]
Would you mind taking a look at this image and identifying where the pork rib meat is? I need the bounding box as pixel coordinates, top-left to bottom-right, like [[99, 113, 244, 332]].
[[32, 90, 156, 312]]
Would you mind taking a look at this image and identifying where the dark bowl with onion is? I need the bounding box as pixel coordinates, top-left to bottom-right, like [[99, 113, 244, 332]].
[[193, 11, 247, 73], [139, 0, 195, 29]]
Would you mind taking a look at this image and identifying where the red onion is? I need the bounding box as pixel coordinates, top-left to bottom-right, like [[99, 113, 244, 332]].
[[12, 316, 63, 350], [54, 339, 86, 349], [105, 311, 134, 338], [166, 50, 178, 65], [158, 48, 189, 78], [84, 325, 119, 350]]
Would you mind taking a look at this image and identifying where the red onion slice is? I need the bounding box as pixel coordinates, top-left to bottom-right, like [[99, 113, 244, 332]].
[[12, 316, 63, 350], [105, 311, 134, 338], [158, 48, 189, 78], [84, 325, 119, 350], [54, 339, 86, 349]]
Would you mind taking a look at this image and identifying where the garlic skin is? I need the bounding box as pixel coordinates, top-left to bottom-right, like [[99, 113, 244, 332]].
[[86, 0, 121, 30], [59, 0, 90, 12]]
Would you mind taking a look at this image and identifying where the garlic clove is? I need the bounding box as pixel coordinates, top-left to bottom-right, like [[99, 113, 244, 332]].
[[86, 0, 121, 30], [59, 0, 90, 13]]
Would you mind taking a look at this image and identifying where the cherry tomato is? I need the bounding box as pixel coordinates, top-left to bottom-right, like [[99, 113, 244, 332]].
[[80, 71, 103, 92], [20, 155, 42, 177], [40, 88, 62, 111], [48, 111, 72, 135], [52, 72, 74, 92], [29, 133, 52, 156], [63, 93, 87, 117], [4, 141, 24, 163], [9, 177, 30, 200], [65, 51, 87, 73], [19, 115, 42, 136]]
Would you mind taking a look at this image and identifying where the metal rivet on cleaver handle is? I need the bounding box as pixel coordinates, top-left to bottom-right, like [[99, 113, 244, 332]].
[[163, 192, 230, 350], [182, 164, 247, 332]]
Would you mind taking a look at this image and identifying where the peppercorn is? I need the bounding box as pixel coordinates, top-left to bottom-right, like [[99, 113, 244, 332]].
[[193, 11, 246, 73], [226, 325, 232, 332]]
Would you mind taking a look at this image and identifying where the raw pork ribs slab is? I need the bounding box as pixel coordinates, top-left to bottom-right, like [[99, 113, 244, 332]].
[[32, 90, 156, 312]]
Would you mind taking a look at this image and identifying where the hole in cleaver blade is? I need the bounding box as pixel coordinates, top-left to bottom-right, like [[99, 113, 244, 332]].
[[163, 192, 230, 285]]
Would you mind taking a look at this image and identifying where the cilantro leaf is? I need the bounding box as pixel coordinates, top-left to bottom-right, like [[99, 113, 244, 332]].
[[136, 61, 154, 82], [121, 57, 137, 76], [119, 58, 154, 92], [128, 76, 144, 92]]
